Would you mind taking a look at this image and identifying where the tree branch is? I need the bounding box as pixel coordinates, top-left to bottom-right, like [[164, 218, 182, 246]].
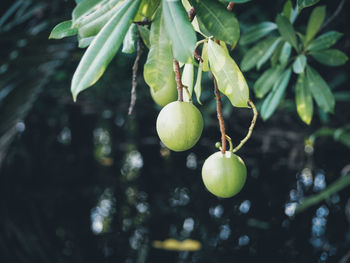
[[188, 7, 196, 22], [214, 78, 226, 154], [227, 2, 235, 12], [128, 38, 143, 115], [321, 0, 346, 30]]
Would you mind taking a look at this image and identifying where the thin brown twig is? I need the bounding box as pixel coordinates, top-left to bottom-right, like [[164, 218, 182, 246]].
[[232, 99, 258, 153], [321, 0, 346, 30], [194, 50, 203, 62], [188, 7, 196, 22], [128, 38, 143, 115], [227, 2, 235, 11], [173, 59, 183, 102], [214, 78, 226, 154]]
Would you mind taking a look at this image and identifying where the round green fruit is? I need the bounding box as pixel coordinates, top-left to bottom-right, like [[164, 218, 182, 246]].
[[150, 83, 177, 107], [156, 101, 203, 151], [202, 151, 247, 198]]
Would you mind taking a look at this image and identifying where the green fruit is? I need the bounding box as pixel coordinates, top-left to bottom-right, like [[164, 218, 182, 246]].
[[150, 83, 177, 107], [156, 101, 203, 151], [202, 151, 247, 198]]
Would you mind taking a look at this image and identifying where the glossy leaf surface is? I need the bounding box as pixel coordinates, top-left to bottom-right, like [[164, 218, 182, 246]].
[[71, 0, 141, 100], [296, 73, 313, 124], [162, 0, 196, 63], [207, 39, 249, 108], [293, 54, 307, 74], [240, 22, 277, 45], [310, 49, 348, 66], [276, 15, 298, 51], [307, 31, 343, 51], [261, 69, 291, 120], [254, 66, 283, 98], [305, 6, 326, 45], [49, 20, 77, 39]]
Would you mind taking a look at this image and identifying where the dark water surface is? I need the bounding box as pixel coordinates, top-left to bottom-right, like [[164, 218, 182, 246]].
[[1, 1, 350, 262]]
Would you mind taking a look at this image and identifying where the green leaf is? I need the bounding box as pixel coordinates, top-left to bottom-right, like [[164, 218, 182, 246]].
[[261, 69, 291, 120], [310, 49, 348, 66], [72, 0, 105, 26], [241, 37, 278, 71], [122, 23, 137, 54], [207, 39, 249, 108], [134, 0, 160, 21], [296, 73, 313, 124], [194, 62, 203, 104], [279, 42, 292, 65], [193, 0, 240, 48], [240, 22, 277, 45], [77, 1, 123, 38], [306, 66, 335, 113], [71, 0, 141, 101], [282, 0, 293, 20], [305, 6, 326, 45], [143, 7, 176, 93], [254, 66, 284, 98], [297, 0, 320, 10], [138, 25, 150, 49], [182, 63, 194, 102], [78, 36, 94, 48], [73, 0, 118, 28], [49, 20, 78, 39], [270, 41, 284, 66], [202, 42, 210, 72], [307, 31, 343, 51], [162, 0, 196, 63], [293, 54, 307, 74], [219, 0, 251, 3], [276, 14, 298, 51], [257, 37, 281, 70]]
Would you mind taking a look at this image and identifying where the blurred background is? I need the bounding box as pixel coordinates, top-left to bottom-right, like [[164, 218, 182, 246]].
[[0, 0, 350, 262]]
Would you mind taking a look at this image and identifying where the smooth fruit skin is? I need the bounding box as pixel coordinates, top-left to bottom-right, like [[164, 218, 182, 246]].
[[150, 83, 177, 107], [202, 151, 247, 198], [156, 101, 203, 152]]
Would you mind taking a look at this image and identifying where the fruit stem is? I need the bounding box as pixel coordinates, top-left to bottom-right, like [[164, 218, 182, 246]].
[[225, 135, 233, 152], [173, 59, 183, 102], [213, 77, 226, 154], [232, 99, 258, 153]]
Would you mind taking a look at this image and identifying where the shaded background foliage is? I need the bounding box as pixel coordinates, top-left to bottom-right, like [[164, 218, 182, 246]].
[[0, 0, 350, 262]]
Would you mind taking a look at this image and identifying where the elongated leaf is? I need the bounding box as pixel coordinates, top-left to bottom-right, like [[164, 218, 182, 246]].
[[194, 62, 203, 104], [276, 14, 298, 51], [122, 24, 137, 53], [270, 41, 284, 66], [254, 66, 284, 98], [257, 37, 281, 70], [202, 42, 209, 72], [298, 0, 320, 10], [306, 66, 334, 113], [241, 37, 278, 71], [305, 6, 326, 45], [310, 49, 348, 66], [296, 73, 313, 124], [207, 39, 249, 108], [138, 25, 150, 49], [134, 0, 160, 21], [182, 63, 194, 102], [77, 2, 122, 38], [162, 0, 196, 63], [279, 42, 292, 65], [49, 20, 77, 39], [193, 0, 240, 48], [182, 0, 201, 33], [282, 0, 293, 20], [293, 54, 307, 74], [143, 7, 176, 93], [240, 22, 277, 45], [71, 0, 141, 101], [73, 0, 119, 27], [307, 31, 343, 51], [261, 69, 291, 120], [78, 36, 94, 48], [72, 0, 105, 25]]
